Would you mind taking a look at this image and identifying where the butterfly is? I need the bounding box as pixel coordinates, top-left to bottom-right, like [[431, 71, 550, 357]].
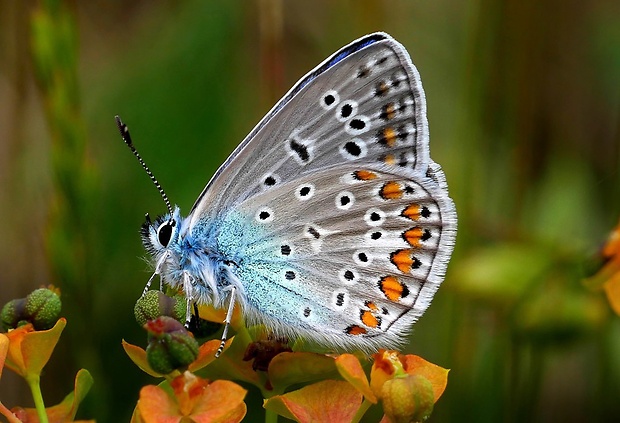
[[117, 32, 457, 356]]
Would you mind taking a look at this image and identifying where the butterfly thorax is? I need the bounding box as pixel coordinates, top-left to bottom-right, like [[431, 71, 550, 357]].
[[141, 207, 240, 308]]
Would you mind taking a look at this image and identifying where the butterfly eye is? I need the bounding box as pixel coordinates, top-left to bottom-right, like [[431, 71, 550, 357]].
[[157, 220, 175, 247]]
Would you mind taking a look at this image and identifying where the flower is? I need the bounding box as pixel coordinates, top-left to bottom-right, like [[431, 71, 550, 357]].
[[370, 350, 449, 423], [135, 371, 246, 423], [586, 219, 620, 315], [3, 318, 66, 379]]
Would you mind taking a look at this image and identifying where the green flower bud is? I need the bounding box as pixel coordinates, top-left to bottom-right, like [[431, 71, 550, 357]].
[[1, 298, 27, 331], [1, 288, 61, 331], [145, 316, 199, 374], [381, 374, 435, 423], [24, 288, 62, 330], [134, 291, 187, 326]]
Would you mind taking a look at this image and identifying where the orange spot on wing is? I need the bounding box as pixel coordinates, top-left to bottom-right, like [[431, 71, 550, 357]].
[[345, 325, 367, 335], [380, 181, 403, 200], [382, 103, 396, 120], [381, 128, 398, 147], [403, 227, 423, 247], [353, 170, 378, 181], [390, 249, 421, 273], [383, 154, 396, 165], [376, 81, 389, 96], [360, 310, 380, 328], [401, 204, 420, 221], [379, 276, 410, 302], [365, 301, 379, 312]]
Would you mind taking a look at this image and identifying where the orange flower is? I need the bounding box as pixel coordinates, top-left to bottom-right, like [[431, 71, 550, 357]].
[[587, 220, 620, 315], [370, 350, 449, 423], [601, 221, 620, 314], [3, 318, 66, 380], [135, 372, 246, 423], [0, 318, 94, 423], [265, 350, 448, 422]]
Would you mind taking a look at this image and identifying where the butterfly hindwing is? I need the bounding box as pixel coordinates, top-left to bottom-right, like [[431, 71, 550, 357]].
[[212, 165, 455, 351]]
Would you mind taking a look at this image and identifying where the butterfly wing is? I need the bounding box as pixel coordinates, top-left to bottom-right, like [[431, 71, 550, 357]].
[[189, 32, 431, 225], [190, 33, 456, 351]]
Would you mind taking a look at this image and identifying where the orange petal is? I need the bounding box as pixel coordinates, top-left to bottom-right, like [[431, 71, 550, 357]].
[[122, 339, 163, 377], [370, 350, 404, 399], [196, 304, 243, 328], [401, 355, 450, 402], [603, 220, 620, 258], [0, 334, 8, 380], [189, 379, 247, 423], [4, 325, 32, 376], [264, 380, 363, 423], [335, 354, 377, 403], [188, 337, 233, 373], [5, 318, 66, 378], [603, 271, 620, 315], [138, 385, 182, 423]]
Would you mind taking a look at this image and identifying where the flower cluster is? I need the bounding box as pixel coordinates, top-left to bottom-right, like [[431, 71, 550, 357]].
[[125, 292, 449, 422], [0, 287, 93, 423]]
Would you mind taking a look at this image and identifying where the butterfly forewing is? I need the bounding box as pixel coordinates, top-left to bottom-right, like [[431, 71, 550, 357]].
[[189, 33, 430, 227]]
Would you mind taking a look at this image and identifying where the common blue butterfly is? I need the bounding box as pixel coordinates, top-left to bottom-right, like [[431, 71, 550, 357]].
[[117, 33, 457, 356]]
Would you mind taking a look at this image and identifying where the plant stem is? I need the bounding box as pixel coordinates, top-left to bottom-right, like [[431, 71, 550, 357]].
[[265, 407, 278, 423], [351, 398, 372, 423], [26, 374, 48, 423]]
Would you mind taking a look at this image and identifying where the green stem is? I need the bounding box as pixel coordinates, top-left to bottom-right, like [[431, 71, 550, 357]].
[[351, 398, 373, 423], [26, 374, 48, 423], [265, 407, 278, 423]]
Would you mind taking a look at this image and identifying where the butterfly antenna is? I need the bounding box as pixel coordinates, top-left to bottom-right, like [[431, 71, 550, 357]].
[[115, 115, 174, 217]]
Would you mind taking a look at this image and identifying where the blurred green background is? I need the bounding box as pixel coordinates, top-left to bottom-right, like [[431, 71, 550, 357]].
[[1, 0, 619, 421]]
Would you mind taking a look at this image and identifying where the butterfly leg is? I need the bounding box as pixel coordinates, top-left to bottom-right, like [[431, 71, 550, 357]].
[[142, 253, 168, 296], [143, 251, 170, 296], [142, 272, 157, 296], [182, 271, 195, 328], [215, 286, 237, 358]]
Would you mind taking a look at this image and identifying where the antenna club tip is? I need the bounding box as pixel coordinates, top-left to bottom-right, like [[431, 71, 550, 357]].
[[116, 116, 133, 146]]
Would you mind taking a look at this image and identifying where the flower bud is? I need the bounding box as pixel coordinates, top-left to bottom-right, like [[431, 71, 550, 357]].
[[1, 288, 61, 331], [134, 291, 187, 326], [25, 288, 62, 330], [1, 298, 27, 331], [145, 316, 199, 374], [370, 349, 407, 399], [381, 374, 435, 423]]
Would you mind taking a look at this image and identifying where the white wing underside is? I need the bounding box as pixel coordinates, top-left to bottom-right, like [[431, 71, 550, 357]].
[[184, 33, 457, 351]]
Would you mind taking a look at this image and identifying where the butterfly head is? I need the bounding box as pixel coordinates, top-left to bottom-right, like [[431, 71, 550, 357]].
[[140, 207, 182, 256]]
